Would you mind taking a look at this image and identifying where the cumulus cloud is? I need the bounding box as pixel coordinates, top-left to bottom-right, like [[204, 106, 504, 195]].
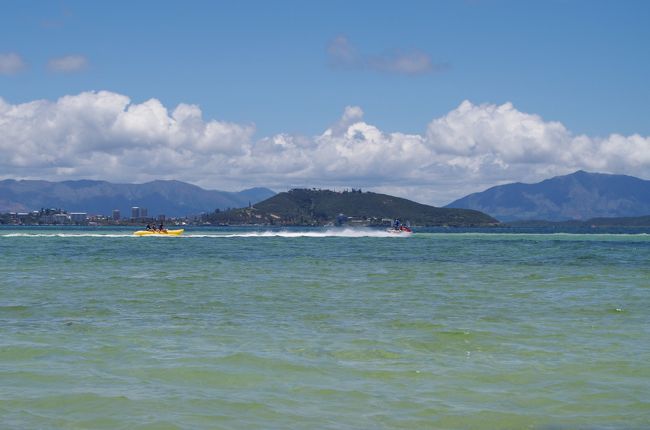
[[0, 53, 27, 75], [327, 36, 445, 75], [327, 36, 359, 69], [47, 55, 88, 72], [0, 91, 254, 189], [328, 105, 365, 136], [1, 90, 649, 205]]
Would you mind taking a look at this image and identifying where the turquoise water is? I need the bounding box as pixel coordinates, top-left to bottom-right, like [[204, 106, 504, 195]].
[[1, 226, 649, 429]]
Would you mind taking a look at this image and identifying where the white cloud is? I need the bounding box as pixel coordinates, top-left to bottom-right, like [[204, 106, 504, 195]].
[[0, 53, 27, 75], [327, 36, 359, 69], [47, 55, 88, 72], [327, 105, 365, 136], [368, 50, 446, 75], [0, 91, 254, 188], [1, 91, 649, 205], [327, 36, 445, 75]]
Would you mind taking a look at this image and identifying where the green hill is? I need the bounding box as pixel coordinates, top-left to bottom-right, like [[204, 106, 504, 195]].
[[206, 188, 498, 226]]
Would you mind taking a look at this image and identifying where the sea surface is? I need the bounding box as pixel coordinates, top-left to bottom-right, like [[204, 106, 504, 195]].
[[1, 226, 649, 429]]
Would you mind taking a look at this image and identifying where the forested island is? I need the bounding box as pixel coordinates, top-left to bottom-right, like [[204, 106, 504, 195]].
[[205, 188, 499, 227]]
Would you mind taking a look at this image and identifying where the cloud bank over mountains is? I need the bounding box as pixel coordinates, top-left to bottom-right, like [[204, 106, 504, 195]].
[[1, 90, 649, 205]]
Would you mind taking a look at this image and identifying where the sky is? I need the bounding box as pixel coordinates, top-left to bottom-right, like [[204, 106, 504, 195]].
[[1, 0, 649, 205]]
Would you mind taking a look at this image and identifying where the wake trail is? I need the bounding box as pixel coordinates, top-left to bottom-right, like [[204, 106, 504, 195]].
[[0, 228, 408, 239], [185, 228, 406, 238]]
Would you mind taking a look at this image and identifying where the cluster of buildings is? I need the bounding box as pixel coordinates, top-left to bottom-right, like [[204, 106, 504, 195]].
[[4, 210, 101, 225], [2, 206, 171, 226]]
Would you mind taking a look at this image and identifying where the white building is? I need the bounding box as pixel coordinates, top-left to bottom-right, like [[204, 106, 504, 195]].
[[53, 214, 70, 224]]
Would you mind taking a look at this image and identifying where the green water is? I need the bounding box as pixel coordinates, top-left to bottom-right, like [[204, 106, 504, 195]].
[[1, 227, 649, 429]]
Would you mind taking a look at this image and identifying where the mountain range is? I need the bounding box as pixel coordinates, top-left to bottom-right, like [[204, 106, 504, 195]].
[[446, 171, 650, 221], [3, 170, 649, 222], [0, 179, 275, 217]]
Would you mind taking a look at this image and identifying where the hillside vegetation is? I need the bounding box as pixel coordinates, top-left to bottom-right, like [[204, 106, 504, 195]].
[[207, 188, 498, 226]]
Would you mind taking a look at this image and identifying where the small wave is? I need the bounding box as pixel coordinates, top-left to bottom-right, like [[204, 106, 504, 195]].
[[417, 232, 650, 241], [185, 228, 408, 238], [1, 228, 408, 239], [1, 233, 135, 238]]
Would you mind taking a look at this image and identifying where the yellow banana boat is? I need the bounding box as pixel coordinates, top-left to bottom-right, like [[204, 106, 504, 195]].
[[133, 229, 184, 237]]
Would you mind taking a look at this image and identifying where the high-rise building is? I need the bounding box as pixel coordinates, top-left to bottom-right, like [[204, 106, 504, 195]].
[[131, 207, 140, 220], [140, 207, 148, 218], [112, 209, 121, 221]]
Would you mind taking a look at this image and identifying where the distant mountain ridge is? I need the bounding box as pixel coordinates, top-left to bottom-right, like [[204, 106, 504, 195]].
[[0, 179, 275, 217], [208, 188, 498, 226], [446, 171, 650, 221]]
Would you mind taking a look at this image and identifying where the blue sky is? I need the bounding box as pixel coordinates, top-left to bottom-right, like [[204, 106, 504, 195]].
[[1, 1, 649, 204]]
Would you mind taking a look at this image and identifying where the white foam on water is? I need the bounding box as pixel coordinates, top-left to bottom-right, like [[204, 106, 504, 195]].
[[1, 233, 135, 238], [185, 228, 409, 238], [3, 230, 650, 240], [424, 232, 650, 241], [0, 228, 409, 239]]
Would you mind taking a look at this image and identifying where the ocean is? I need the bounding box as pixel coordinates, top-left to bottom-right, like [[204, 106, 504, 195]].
[[1, 226, 649, 429]]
